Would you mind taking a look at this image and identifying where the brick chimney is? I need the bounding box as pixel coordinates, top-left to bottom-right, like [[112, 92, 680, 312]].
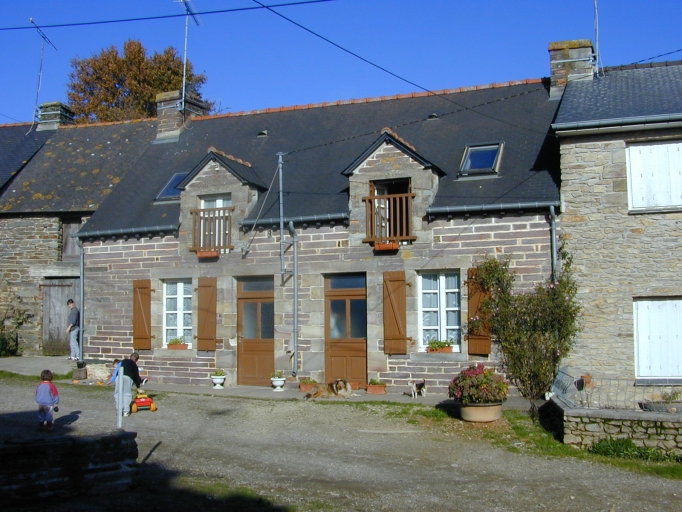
[[548, 40, 596, 99], [155, 90, 209, 142], [36, 102, 75, 131]]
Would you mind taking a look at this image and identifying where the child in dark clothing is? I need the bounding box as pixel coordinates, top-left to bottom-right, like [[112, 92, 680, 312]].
[[36, 369, 59, 431]]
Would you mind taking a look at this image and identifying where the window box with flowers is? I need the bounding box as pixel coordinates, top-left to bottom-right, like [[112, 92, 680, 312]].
[[426, 340, 453, 353], [448, 363, 508, 422], [167, 338, 188, 350]]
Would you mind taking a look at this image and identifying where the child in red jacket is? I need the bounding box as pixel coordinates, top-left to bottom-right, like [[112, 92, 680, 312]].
[[36, 369, 59, 431]]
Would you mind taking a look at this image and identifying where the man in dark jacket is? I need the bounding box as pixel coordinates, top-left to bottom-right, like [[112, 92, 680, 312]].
[[115, 352, 144, 416]]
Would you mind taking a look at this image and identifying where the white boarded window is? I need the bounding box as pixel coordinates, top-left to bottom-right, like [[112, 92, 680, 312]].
[[634, 298, 682, 378], [418, 272, 461, 350], [627, 142, 682, 210]]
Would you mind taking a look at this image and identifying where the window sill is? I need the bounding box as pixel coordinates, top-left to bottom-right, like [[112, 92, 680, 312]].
[[635, 378, 682, 386], [628, 206, 682, 215], [155, 348, 197, 358]]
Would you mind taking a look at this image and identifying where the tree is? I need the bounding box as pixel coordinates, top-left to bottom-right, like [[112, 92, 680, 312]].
[[67, 39, 212, 123], [469, 239, 582, 418]]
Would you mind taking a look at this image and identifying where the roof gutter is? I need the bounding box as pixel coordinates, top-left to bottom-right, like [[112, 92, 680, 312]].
[[552, 113, 682, 136], [241, 213, 348, 230], [77, 224, 179, 240], [426, 201, 560, 216]]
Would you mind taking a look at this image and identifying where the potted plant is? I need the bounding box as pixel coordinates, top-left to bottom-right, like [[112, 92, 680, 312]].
[[427, 340, 453, 353], [210, 369, 226, 389], [639, 390, 682, 413], [271, 370, 286, 391], [366, 378, 387, 395], [167, 337, 188, 350], [448, 363, 508, 422], [298, 377, 317, 393]]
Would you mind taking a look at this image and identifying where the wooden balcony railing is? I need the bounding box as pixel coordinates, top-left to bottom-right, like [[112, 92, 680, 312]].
[[189, 206, 234, 252], [362, 192, 416, 244]]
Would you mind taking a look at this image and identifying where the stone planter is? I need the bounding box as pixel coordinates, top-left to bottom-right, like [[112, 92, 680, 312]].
[[271, 377, 286, 391], [211, 375, 226, 389], [460, 402, 504, 422], [366, 384, 386, 395]]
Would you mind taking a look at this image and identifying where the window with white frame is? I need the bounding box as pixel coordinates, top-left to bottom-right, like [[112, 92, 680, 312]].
[[164, 279, 193, 347], [634, 298, 682, 378], [418, 272, 461, 350], [627, 142, 682, 211]]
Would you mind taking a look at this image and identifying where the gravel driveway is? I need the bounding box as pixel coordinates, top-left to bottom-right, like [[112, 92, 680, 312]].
[[1, 378, 680, 511]]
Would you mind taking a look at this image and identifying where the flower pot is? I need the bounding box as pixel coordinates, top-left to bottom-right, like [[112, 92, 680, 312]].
[[271, 377, 286, 391], [197, 250, 219, 259], [427, 346, 452, 353], [211, 375, 226, 389], [366, 384, 386, 395], [299, 382, 315, 393], [349, 381, 361, 390], [460, 402, 503, 422], [374, 241, 399, 251], [167, 343, 188, 350]]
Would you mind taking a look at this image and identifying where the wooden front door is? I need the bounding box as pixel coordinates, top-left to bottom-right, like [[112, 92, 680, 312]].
[[42, 278, 79, 356], [325, 274, 367, 386], [237, 277, 275, 386]]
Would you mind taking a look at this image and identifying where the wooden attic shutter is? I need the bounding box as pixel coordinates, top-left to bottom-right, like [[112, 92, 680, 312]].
[[383, 270, 409, 354], [133, 280, 152, 350], [467, 268, 491, 355], [197, 277, 217, 351]]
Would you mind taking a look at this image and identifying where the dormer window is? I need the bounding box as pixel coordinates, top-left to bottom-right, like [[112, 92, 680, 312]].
[[189, 194, 234, 254], [362, 179, 416, 246], [460, 143, 502, 176]]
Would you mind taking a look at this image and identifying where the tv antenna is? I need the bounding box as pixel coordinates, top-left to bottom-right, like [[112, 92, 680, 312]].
[[175, 0, 201, 112], [29, 18, 58, 128]]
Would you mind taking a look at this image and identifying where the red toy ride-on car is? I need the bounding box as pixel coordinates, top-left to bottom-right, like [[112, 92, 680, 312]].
[[131, 389, 157, 413]]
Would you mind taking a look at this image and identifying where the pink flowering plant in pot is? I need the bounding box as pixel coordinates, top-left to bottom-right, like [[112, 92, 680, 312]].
[[448, 364, 508, 404]]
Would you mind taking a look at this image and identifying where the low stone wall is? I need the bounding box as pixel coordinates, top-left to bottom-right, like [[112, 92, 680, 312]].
[[547, 397, 682, 456], [0, 430, 138, 502]]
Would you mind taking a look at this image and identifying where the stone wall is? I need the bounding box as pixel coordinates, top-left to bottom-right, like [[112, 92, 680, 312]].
[[559, 128, 682, 379], [0, 430, 138, 502], [0, 216, 64, 353], [547, 398, 682, 457]]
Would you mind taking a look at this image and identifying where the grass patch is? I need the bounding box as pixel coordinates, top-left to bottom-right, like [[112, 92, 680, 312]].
[[0, 369, 73, 382], [484, 410, 682, 479]]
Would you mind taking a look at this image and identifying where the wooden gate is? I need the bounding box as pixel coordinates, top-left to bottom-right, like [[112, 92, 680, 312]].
[[42, 278, 79, 356], [237, 277, 274, 386], [325, 274, 367, 386]]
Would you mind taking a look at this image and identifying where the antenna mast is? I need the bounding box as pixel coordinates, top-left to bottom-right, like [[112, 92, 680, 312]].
[[29, 18, 58, 125], [176, 0, 200, 111]]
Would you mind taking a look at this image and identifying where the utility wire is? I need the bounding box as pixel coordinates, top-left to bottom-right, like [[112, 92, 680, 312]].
[[252, 0, 549, 136], [631, 47, 682, 65], [0, 0, 335, 31]]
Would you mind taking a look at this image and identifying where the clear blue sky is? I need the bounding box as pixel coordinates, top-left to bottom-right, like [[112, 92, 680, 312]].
[[1, 0, 680, 124]]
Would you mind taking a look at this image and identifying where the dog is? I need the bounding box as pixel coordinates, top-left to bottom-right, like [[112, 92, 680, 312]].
[[304, 379, 356, 400], [409, 379, 427, 398]]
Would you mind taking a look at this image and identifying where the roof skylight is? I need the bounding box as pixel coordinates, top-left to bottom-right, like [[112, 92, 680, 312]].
[[460, 144, 502, 176], [155, 172, 188, 201]]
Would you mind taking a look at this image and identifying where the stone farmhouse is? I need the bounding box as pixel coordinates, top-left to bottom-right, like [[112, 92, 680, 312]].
[[12, 39, 673, 393], [554, 52, 682, 385]]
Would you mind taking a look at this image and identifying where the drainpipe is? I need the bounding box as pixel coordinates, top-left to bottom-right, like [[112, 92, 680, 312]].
[[277, 152, 286, 276], [549, 206, 558, 282], [288, 221, 298, 377], [78, 237, 84, 362]]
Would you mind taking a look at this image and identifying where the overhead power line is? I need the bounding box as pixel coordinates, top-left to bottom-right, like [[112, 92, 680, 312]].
[[632, 47, 682, 65], [252, 0, 549, 136], [0, 0, 335, 31]]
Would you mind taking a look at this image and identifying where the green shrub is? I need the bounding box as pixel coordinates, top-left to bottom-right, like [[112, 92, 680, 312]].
[[469, 238, 582, 415], [0, 281, 32, 357], [588, 438, 676, 462]]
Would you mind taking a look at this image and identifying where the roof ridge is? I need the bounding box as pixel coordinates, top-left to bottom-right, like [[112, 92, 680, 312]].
[[602, 60, 682, 73], [207, 146, 253, 168], [0, 121, 38, 128], [61, 117, 155, 129], [196, 78, 544, 121]]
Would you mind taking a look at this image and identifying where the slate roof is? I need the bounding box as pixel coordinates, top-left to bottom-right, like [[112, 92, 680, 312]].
[[0, 120, 157, 214], [0, 124, 51, 191], [553, 61, 682, 130], [78, 79, 560, 237]]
